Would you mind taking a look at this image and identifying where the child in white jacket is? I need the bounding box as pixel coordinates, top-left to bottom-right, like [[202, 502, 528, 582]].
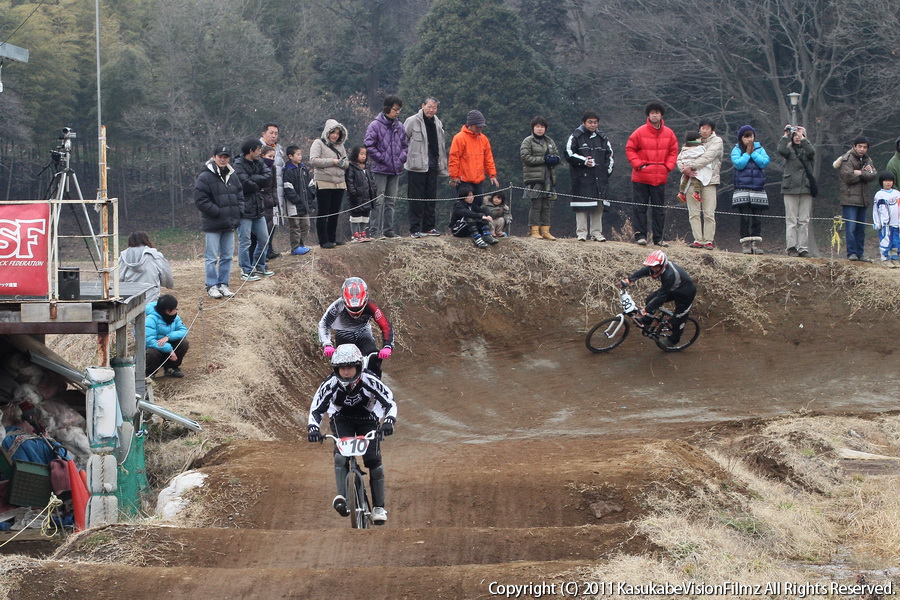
[[873, 171, 900, 266]]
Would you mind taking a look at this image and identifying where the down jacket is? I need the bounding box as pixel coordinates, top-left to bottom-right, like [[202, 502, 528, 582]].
[[232, 155, 272, 220], [309, 120, 349, 187], [520, 134, 560, 186], [144, 301, 188, 354], [731, 142, 769, 191], [194, 160, 243, 232], [625, 118, 679, 186], [885, 136, 900, 190], [118, 245, 173, 303], [448, 126, 497, 184], [364, 112, 408, 176]]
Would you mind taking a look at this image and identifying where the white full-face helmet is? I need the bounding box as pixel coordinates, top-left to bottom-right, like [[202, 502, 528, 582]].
[[331, 343, 364, 390]]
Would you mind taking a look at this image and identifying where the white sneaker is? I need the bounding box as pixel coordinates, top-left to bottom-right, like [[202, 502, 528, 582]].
[[332, 495, 349, 517], [372, 506, 387, 525], [207, 286, 223, 299], [218, 285, 235, 298]]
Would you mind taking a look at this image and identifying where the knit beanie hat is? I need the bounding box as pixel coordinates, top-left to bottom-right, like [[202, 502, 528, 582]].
[[466, 110, 486, 128], [737, 125, 756, 141]]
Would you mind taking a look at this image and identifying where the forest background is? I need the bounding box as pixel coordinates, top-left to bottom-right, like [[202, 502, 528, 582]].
[[0, 0, 898, 237]]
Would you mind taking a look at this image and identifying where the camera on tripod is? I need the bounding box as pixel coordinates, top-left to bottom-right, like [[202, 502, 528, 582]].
[[51, 127, 76, 164]]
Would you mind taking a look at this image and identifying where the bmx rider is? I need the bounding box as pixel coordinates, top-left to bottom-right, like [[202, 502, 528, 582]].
[[622, 250, 696, 347]]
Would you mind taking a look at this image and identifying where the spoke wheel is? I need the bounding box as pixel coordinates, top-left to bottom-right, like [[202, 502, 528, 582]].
[[346, 470, 370, 529], [585, 316, 630, 353], [656, 317, 701, 352]]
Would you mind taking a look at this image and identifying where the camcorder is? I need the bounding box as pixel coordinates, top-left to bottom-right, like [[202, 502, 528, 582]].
[[58, 127, 76, 141], [784, 125, 798, 135]]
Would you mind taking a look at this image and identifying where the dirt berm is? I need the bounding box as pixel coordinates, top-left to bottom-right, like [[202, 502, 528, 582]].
[[3, 238, 899, 600]]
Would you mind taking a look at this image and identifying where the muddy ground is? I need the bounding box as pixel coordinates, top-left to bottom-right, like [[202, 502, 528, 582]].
[[2, 237, 899, 600]]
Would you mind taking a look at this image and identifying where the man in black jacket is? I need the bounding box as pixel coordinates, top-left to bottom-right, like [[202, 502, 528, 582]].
[[194, 146, 244, 299], [565, 111, 614, 242], [232, 139, 275, 281]]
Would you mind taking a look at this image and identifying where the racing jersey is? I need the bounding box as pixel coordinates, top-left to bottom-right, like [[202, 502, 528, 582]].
[[308, 371, 397, 425], [318, 299, 394, 349]]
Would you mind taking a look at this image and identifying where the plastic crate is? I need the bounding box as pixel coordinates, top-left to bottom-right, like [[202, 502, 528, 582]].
[[9, 460, 52, 507]]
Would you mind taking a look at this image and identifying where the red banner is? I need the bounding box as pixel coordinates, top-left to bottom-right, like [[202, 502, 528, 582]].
[[0, 203, 51, 296]]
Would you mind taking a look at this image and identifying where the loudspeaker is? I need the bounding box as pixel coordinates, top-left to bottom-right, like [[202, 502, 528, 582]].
[[58, 267, 80, 300]]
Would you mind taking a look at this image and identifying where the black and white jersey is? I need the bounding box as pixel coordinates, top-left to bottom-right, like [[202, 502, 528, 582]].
[[308, 371, 397, 427], [317, 299, 395, 349]]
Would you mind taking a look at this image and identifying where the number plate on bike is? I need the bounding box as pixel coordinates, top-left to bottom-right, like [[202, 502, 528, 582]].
[[620, 291, 638, 313], [336, 436, 370, 457]]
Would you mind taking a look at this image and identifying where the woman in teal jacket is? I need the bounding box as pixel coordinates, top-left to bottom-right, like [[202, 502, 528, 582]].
[[145, 294, 189, 377]]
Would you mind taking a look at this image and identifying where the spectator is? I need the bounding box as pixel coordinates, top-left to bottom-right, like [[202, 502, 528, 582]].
[[145, 294, 189, 378], [675, 131, 709, 204], [404, 97, 447, 238], [448, 110, 499, 200], [520, 116, 560, 240], [194, 146, 243, 299], [449, 184, 497, 249], [836, 136, 877, 261], [625, 102, 679, 247], [482, 191, 511, 238], [872, 171, 900, 266], [677, 118, 723, 249], [885, 136, 900, 190], [118, 231, 173, 302], [365, 95, 408, 239], [232, 139, 274, 281], [309, 119, 350, 249], [730, 125, 770, 254], [777, 125, 816, 257], [248, 145, 278, 265], [565, 111, 613, 242], [282, 145, 313, 255], [259, 123, 285, 259], [346, 146, 376, 243]]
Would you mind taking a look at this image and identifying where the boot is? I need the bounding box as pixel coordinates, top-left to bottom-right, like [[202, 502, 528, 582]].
[[540, 226, 557, 241], [750, 236, 764, 255], [530, 225, 542, 239], [740, 237, 752, 254]]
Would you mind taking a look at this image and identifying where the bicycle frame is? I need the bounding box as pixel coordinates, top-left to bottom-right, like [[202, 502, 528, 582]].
[[322, 429, 379, 529]]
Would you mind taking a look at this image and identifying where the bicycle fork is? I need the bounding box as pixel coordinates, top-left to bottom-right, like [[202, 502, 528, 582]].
[[602, 314, 628, 339]]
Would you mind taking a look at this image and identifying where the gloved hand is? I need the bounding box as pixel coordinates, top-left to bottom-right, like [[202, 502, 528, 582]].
[[620, 279, 630, 289], [545, 154, 560, 167], [381, 417, 395, 436], [323, 346, 335, 358], [307, 425, 322, 443], [378, 347, 392, 360]]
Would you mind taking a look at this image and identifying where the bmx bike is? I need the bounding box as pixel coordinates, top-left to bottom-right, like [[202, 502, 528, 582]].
[[320, 428, 382, 529], [585, 285, 700, 353]]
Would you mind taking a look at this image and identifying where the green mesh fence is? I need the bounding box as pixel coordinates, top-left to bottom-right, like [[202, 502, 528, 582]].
[[115, 432, 150, 517]]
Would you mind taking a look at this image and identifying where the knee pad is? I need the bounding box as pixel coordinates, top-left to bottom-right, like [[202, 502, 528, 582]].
[[363, 456, 383, 470]]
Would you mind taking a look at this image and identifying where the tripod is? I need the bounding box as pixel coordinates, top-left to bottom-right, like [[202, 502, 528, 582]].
[[40, 139, 103, 293]]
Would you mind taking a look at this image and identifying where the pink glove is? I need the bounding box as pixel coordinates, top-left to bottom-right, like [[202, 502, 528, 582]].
[[323, 346, 335, 358], [378, 347, 392, 360]]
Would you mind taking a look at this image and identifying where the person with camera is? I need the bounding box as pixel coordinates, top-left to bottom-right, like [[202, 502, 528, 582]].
[[520, 116, 561, 240], [625, 102, 679, 247], [835, 136, 878, 261], [777, 125, 816, 257], [565, 111, 614, 242]]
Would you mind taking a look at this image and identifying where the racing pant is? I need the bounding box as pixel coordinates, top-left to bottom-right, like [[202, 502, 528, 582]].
[[646, 286, 696, 343]]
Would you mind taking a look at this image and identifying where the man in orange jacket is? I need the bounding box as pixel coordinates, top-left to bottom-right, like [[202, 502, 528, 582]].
[[448, 110, 499, 200]]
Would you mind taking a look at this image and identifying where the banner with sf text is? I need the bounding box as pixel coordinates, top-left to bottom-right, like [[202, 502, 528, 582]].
[[0, 203, 51, 296]]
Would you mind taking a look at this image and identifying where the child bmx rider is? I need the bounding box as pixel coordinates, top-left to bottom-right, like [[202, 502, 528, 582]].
[[307, 344, 397, 524]]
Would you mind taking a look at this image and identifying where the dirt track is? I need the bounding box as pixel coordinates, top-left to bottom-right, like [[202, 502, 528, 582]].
[[5, 239, 900, 600]]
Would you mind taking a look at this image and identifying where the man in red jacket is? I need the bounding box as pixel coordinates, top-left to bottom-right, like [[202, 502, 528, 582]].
[[625, 103, 679, 247]]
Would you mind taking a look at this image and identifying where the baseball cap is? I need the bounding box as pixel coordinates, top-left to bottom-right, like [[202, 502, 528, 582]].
[[213, 146, 231, 157]]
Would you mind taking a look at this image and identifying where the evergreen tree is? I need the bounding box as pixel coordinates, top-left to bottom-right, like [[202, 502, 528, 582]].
[[399, 0, 565, 187]]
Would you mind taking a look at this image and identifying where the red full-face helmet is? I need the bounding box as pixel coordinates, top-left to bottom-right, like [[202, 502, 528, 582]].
[[341, 277, 368, 317], [643, 250, 668, 278]]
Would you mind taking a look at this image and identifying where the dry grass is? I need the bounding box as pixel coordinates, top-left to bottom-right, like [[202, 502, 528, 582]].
[[0, 555, 39, 600], [50, 524, 182, 567], [581, 414, 900, 597]]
